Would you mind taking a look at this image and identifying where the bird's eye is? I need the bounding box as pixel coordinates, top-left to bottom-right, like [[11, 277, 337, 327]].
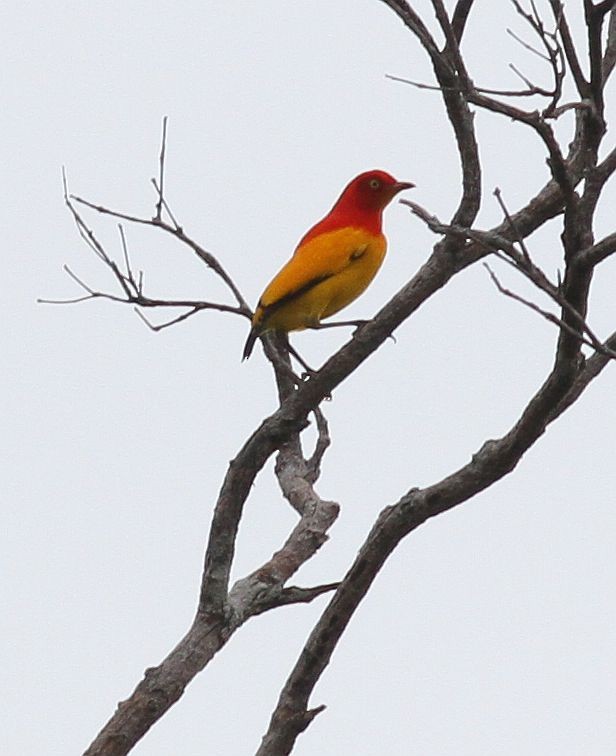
[[369, 178, 381, 190]]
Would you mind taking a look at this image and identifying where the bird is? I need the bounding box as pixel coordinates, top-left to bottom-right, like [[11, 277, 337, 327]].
[[242, 169, 414, 361]]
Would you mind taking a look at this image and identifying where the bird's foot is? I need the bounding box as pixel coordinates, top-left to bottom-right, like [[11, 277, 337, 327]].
[[286, 342, 317, 376]]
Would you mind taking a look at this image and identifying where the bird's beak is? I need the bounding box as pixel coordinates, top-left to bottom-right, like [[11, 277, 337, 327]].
[[393, 181, 415, 193]]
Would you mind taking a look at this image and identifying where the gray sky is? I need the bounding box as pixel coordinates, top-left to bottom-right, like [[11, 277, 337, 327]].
[[3, 1, 616, 754]]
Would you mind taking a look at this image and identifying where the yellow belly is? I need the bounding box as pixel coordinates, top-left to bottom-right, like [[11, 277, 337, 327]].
[[256, 227, 386, 334]]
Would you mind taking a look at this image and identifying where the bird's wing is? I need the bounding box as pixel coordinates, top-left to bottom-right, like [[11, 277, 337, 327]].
[[257, 227, 375, 316]]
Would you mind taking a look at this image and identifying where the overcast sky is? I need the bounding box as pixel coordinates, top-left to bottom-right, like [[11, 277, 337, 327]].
[[3, 1, 616, 754]]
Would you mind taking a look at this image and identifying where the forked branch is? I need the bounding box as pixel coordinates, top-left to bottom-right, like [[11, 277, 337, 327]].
[[68, 4, 616, 752]]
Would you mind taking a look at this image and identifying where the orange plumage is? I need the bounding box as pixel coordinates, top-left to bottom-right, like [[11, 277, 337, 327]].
[[242, 170, 413, 360]]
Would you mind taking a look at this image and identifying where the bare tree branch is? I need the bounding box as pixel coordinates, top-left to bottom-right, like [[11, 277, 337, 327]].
[[155, 116, 168, 222], [251, 583, 340, 615], [45, 187, 250, 330], [580, 230, 616, 265], [400, 196, 611, 358], [73, 4, 616, 753], [256, 313, 615, 754], [84, 339, 340, 756], [484, 263, 616, 359], [585, 0, 609, 114], [548, 0, 589, 97], [68, 194, 250, 314], [387, 71, 555, 98], [254, 4, 616, 751], [602, 8, 616, 80], [305, 408, 331, 485], [381, 0, 482, 229], [451, 0, 475, 42]]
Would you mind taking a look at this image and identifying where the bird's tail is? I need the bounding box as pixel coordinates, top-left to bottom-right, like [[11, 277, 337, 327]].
[[242, 326, 260, 361]]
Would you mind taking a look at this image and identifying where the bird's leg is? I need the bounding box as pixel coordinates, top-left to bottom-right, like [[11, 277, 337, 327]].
[[269, 350, 305, 388], [286, 338, 332, 398], [272, 331, 317, 377], [285, 340, 317, 378]]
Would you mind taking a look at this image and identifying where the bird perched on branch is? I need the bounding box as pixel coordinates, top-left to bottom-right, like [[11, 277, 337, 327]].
[[242, 169, 414, 361]]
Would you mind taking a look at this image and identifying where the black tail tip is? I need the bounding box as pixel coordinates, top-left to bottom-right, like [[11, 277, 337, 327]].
[[242, 328, 258, 361]]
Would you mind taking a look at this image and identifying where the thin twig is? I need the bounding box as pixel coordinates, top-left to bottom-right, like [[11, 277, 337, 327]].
[[63, 264, 95, 294], [70, 193, 251, 313], [388, 71, 553, 98], [151, 178, 181, 230], [507, 27, 550, 61], [400, 198, 610, 354], [484, 263, 616, 359], [493, 187, 532, 264], [134, 306, 202, 332], [118, 224, 138, 296], [155, 116, 168, 222]]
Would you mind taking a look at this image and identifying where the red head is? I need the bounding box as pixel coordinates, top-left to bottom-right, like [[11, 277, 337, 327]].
[[300, 170, 414, 245], [333, 170, 414, 215]]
